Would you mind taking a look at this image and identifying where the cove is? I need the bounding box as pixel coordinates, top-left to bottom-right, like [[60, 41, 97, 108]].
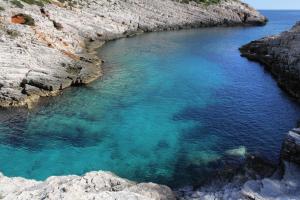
[[0, 11, 300, 188]]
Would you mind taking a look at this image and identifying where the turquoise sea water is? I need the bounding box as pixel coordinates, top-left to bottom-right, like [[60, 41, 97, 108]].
[[1, 11, 300, 187]]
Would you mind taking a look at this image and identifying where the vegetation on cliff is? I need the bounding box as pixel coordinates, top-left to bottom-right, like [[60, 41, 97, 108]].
[[175, 0, 222, 5], [10, 0, 78, 8]]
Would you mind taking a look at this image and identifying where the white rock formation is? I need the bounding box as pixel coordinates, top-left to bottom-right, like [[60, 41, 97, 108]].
[[242, 162, 300, 200], [178, 129, 300, 200], [178, 162, 300, 200], [0, 0, 266, 107], [0, 171, 175, 200]]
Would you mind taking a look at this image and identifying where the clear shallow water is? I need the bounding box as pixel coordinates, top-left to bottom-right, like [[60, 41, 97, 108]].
[[1, 11, 300, 187]]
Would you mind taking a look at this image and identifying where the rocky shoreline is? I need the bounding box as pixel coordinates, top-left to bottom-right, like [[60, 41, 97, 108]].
[[0, 171, 176, 200], [175, 20, 300, 200], [221, 21, 300, 200], [0, 0, 266, 108], [178, 21, 300, 200], [177, 128, 300, 200], [240, 22, 300, 99], [2, 1, 299, 200], [1, 128, 299, 200]]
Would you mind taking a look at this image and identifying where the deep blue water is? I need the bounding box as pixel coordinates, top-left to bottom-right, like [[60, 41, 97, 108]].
[[0, 11, 300, 187]]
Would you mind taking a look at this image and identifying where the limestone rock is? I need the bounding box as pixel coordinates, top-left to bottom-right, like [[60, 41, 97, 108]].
[[0, 171, 175, 200], [177, 128, 300, 200], [0, 0, 266, 108], [241, 162, 300, 200]]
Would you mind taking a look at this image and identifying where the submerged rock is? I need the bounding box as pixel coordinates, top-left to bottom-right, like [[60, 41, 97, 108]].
[[0, 171, 175, 200], [225, 146, 247, 157], [188, 150, 222, 165]]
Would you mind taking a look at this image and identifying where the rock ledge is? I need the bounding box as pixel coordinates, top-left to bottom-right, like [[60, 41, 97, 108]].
[[240, 22, 300, 98], [0, 0, 266, 108], [0, 171, 175, 200]]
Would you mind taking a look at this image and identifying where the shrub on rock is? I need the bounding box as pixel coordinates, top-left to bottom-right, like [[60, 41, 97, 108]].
[[20, 0, 51, 7], [11, 0, 24, 8], [11, 13, 35, 26]]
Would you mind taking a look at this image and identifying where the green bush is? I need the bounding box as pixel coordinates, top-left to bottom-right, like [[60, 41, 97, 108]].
[[23, 14, 35, 26], [12, 13, 35, 26], [177, 0, 222, 5], [11, 0, 24, 8], [11, 0, 51, 7], [6, 29, 20, 38], [20, 0, 51, 7]]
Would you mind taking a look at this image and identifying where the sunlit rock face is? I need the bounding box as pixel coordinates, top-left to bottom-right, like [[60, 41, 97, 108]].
[[0, 171, 175, 200], [0, 0, 266, 107]]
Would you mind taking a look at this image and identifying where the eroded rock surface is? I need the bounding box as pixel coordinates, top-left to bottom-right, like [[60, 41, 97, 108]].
[[240, 22, 300, 99], [178, 128, 300, 200], [241, 162, 300, 200], [0, 171, 175, 200], [240, 129, 300, 199], [0, 0, 266, 108]]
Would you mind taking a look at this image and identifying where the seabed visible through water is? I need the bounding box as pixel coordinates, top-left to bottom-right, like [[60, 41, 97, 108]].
[[0, 11, 300, 187]]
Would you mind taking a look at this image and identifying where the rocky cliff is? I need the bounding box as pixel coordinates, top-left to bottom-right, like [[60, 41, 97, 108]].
[[240, 22, 300, 99], [0, 0, 266, 108], [180, 21, 300, 200]]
